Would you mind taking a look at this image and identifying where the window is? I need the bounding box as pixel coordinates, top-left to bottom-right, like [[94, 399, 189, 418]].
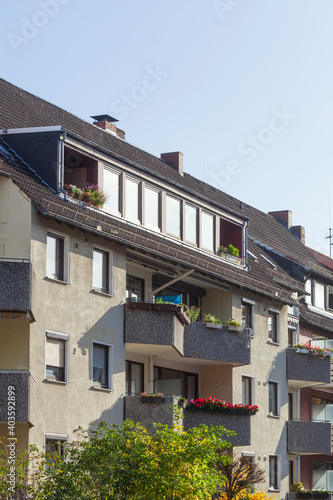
[[126, 275, 144, 301], [185, 204, 198, 245], [45, 434, 68, 467], [268, 310, 279, 343], [126, 361, 144, 394], [93, 248, 111, 293], [305, 279, 333, 312], [125, 177, 139, 222], [144, 186, 160, 230], [269, 455, 280, 490], [46, 232, 64, 281], [93, 342, 112, 389], [103, 168, 120, 214], [201, 212, 214, 251], [314, 282, 325, 309], [241, 299, 254, 332], [288, 393, 294, 420], [166, 195, 181, 237], [268, 381, 279, 416], [242, 376, 253, 406], [154, 366, 198, 400], [45, 332, 69, 382]]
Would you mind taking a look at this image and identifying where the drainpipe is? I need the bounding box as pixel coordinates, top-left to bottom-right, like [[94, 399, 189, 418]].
[[57, 130, 67, 198], [149, 356, 154, 393], [296, 455, 301, 481]]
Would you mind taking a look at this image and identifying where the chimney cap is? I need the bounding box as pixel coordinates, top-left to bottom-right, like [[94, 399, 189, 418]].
[[91, 114, 118, 123]]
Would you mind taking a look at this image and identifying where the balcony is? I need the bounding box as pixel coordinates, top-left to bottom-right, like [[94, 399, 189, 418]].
[[183, 409, 251, 446], [0, 260, 32, 317], [124, 395, 251, 445], [124, 395, 179, 434], [287, 348, 331, 387], [287, 420, 332, 454], [0, 371, 35, 425], [125, 302, 251, 365]]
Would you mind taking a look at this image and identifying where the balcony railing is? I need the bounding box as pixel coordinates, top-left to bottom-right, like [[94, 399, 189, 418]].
[[287, 419, 332, 454], [0, 259, 32, 314], [287, 347, 331, 386], [125, 302, 251, 365], [0, 371, 35, 425], [124, 395, 252, 446]]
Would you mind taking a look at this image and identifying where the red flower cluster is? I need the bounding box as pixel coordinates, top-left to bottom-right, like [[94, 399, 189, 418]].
[[186, 396, 259, 415]]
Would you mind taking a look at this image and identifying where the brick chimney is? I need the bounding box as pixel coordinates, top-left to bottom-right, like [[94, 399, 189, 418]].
[[160, 152, 184, 176], [290, 225, 305, 244], [268, 210, 292, 228], [91, 114, 125, 140]]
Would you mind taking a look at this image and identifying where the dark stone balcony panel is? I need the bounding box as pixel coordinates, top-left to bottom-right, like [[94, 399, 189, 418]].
[[124, 395, 179, 433], [125, 302, 186, 355], [0, 372, 34, 425], [287, 348, 331, 386], [184, 323, 251, 365], [287, 420, 332, 454], [0, 261, 32, 312], [183, 410, 251, 446]]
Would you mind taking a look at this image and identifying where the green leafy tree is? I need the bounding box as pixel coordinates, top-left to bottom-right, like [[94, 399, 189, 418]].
[[1, 419, 233, 500]]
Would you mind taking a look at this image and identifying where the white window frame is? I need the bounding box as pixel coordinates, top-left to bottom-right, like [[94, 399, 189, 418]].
[[201, 210, 215, 252], [165, 194, 182, 239], [268, 379, 280, 417], [103, 166, 121, 216], [92, 341, 113, 391], [46, 229, 70, 283], [268, 454, 281, 491], [45, 331, 69, 383], [241, 374, 255, 406], [92, 246, 113, 296], [45, 433, 68, 464], [241, 298, 255, 336], [125, 176, 140, 224], [144, 184, 161, 232], [268, 308, 280, 344]]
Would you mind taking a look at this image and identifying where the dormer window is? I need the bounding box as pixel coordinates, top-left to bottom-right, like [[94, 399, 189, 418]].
[[201, 212, 214, 252], [166, 195, 181, 238], [305, 279, 333, 312], [220, 217, 243, 258]]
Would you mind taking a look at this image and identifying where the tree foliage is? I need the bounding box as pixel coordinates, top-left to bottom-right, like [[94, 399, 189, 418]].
[[1, 419, 233, 500], [217, 453, 265, 500]]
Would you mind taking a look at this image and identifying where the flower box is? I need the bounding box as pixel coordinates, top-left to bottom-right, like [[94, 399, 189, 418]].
[[296, 492, 312, 499], [140, 396, 165, 403], [205, 322, 222, 329], [227, 325, 242, 333]]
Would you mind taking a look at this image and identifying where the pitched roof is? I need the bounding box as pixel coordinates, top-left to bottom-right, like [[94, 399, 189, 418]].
[[0, 78, 329, 306]]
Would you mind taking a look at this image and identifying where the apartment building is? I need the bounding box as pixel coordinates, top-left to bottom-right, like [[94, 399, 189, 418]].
[[0, 78, 333, 495]]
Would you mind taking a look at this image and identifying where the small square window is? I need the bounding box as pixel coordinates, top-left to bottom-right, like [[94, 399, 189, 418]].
[[93, 342, 112, 389], [45, 434, 67, 466], [93, 248, 110, 293], [268, 381, 279, 416], [45, 332, 69, 382], [46, 233, 64, 281], [268, 310, 279, 343]]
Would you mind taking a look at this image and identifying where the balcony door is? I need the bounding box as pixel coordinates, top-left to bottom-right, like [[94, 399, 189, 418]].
[[153, 367, 198, 400]]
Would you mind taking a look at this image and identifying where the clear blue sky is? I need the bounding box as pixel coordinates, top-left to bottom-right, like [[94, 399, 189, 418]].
[[2, 0, 333, 254]]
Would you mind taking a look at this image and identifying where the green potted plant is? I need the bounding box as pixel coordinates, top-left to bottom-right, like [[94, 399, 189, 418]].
[[225, 318, 242, 332], [203, 313, 222, 329], [140, 392, 165, 403]]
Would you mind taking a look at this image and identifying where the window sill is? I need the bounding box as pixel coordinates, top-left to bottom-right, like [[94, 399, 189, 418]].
[[267, 414, 280, 419], [90, 289, 113, 298], [267, 339, 280, 346], [44, 276, 70, 286], [91, 385, 113, 393], [44, 378, 68, 386]]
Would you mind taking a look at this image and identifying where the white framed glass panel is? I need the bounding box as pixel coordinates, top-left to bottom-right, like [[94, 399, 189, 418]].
[[305, 279, 312, 304], [93, 249, 109, 292], [314, 282, 325, 309], [201, 212, 214, 251], [166, 195, 181, 237], [185, 204, 197, 244], [145, 187, 159, 229], [125, 178, 139, 222], [103, 168, 120, 213]]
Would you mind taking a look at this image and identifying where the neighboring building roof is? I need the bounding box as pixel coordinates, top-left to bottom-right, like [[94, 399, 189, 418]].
[[306, 246, 333, 274], [299, 303, 333, 336]]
